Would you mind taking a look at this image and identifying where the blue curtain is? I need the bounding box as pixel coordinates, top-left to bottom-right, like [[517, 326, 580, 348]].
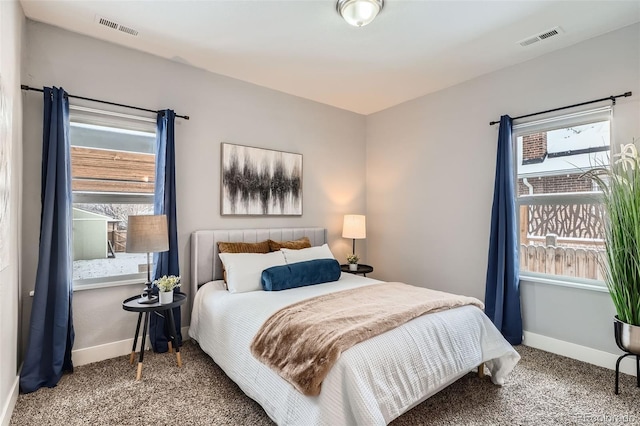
[[484, 115, 523, 345], [149, 109, 181, 352], [20, 87, 75, 393]]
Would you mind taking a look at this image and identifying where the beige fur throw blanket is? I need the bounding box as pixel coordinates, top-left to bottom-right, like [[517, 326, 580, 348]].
[[250, 282, 484, 396]]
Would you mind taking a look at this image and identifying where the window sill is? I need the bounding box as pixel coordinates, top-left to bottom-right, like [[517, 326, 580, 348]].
[[29, 278, 145, 297], [73, 277, 146, 292], [520, 273, 609, 293]]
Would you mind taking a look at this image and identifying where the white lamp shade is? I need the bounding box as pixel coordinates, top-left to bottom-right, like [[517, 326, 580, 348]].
[[126, 215, 169, 253], [342, 214, 366, 239], [338, 0, 383, 27]]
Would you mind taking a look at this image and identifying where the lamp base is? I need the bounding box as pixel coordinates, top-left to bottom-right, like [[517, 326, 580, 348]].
[[137, 280, 158, 304], [137, 295, 158, 305]]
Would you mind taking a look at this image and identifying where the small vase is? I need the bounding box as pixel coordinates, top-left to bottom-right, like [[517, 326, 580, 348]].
[[349, 263, 358, 271], [159, 291, 173, 305]]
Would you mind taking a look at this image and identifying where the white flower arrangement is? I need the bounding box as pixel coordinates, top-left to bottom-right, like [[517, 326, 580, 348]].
[[613, 143, 638, 172], [347, 253, 359, 264], [153, 275, 181, 293]]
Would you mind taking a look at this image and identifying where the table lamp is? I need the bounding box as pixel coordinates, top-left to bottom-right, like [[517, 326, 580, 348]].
[[126, 214, 169, 304], [342, 214, 366, 256]]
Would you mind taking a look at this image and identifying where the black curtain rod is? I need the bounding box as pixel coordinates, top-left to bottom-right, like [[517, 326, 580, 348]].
[[20, 85, 189, 120], [489, 91, 632, 126]]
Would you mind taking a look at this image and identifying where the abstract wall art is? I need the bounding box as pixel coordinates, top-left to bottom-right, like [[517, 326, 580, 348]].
[[221, 143, 302, 216]]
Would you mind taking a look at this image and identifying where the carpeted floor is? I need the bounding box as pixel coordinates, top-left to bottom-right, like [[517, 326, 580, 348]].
[[10, 342, 640, 425]]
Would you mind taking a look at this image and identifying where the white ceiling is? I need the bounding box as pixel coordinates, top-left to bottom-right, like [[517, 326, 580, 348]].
[[19, 1, 640, 115]]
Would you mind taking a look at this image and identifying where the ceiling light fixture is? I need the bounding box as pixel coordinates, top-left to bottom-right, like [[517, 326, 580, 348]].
[[337, 0, 384, 27]]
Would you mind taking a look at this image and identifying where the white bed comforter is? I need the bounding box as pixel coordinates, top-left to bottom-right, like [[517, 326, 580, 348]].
[[189, 273, 520, 426]]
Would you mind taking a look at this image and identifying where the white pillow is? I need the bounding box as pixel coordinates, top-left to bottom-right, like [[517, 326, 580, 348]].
[[281, 244, 335, 264], [218, 251, 286, 293]]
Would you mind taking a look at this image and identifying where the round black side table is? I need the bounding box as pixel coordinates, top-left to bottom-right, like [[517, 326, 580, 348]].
[[340, 264, 374, 277], [122, 292, 186, 380]]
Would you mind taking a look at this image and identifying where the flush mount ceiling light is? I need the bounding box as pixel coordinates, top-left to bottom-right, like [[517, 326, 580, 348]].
[[337, 0, 384, 27]]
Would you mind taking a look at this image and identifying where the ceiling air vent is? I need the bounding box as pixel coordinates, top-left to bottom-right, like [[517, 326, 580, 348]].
[[519, 37, 540, 47], [97, 17, 118, 30], [95, 15, 139, 37], [538, 28, 559, 40], [118, 25, 138, 37], [518, 26, 563, 47]]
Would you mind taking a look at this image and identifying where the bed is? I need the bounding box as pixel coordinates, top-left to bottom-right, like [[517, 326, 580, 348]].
[[189, 227, 520, 425]]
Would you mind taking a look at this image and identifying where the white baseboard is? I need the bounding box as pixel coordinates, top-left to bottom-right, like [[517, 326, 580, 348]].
[[72, 326, 189, 366], [523, 331, 637, 377], [0, 375, 19, 426]]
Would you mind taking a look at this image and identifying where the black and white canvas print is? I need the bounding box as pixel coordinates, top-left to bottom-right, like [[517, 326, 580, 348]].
[[221, 143, 302, 215], [0, 77, 11, 272]]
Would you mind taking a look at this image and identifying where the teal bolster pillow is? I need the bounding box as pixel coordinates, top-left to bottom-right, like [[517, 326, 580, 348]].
[[261, 259, 341, 291]]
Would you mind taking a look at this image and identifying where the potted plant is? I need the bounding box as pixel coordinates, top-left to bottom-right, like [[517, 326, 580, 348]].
[[588, 141, 640, 354], [154, 275, 181, 304], [347, 253, 359, 271]]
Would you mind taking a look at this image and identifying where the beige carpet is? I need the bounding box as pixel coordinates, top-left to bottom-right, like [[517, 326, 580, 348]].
[[10, 342, 640, 425]]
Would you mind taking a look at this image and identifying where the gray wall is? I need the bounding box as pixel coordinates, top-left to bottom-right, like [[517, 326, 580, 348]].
[[21, 21, 366, 353], [366, 24, 640, 354], [0, 0, 24, 421]]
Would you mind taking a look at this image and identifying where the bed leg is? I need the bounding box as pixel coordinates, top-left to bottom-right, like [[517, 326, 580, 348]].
[[478, 363, 485, 378]]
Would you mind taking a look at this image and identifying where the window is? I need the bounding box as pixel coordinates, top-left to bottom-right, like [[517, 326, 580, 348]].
[[70, 106, 156, 288], [515, 107, 611, 285]]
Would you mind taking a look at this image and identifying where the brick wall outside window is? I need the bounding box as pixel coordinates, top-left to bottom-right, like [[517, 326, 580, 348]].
[[518, 174, 593, 196], [522, 132, 547, 162]]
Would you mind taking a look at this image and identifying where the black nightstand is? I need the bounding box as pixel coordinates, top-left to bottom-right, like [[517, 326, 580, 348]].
[[340, 264, 374, 277], [122, 292, 186, 380]]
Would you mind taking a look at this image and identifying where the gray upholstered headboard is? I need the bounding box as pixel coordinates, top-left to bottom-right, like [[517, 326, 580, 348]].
[[190, 227, 327, 296]]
